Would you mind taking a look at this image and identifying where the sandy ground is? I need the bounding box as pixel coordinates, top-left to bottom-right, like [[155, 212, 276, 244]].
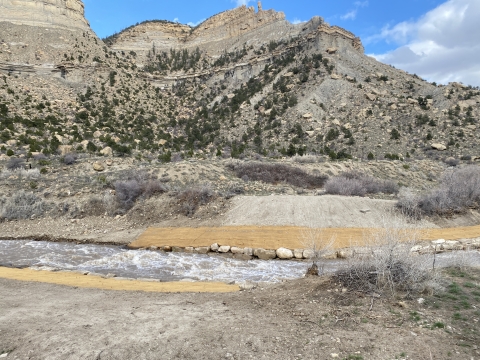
[[130, 225, 480, 251], [0, 267, 239, 293], [1, 269, 479, 360]]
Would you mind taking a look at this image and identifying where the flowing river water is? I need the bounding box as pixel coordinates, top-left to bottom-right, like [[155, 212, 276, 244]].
[[0, 240, 478, 283]]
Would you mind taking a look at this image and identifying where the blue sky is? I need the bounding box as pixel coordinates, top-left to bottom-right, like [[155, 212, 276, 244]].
[[84, 0, 480, 86]]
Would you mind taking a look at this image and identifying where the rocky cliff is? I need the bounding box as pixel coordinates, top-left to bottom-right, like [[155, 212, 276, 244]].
[[0, 0, 90, 31], [1, 0, 479, 165], [109, 4, 324, 59]]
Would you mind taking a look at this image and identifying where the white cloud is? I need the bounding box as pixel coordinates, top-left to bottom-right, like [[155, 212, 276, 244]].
[[292, 18, 307, 25], [370, 0, 480, 86], [341, 10, 357, 20], [341, 1, 369, 21], [187, 18, 206, 27], [173, 17, 179, 23]]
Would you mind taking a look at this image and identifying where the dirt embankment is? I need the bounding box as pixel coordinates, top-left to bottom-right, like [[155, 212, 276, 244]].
[[1, 195, 479, 247], [0, 267, 239, 293], [1, 268, 479, 360]]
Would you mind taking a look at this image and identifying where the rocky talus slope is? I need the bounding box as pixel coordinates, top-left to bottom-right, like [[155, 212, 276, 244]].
[[0, 0, 479, 163]]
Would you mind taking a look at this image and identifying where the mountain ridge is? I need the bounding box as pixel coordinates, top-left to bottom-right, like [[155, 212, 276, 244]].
[[0, 0, 479, 164]]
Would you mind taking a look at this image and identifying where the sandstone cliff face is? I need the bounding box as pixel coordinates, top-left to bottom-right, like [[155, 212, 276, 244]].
[[188, 6, 285, 47], [110, 22, 191, 54], [109, 5, 325, 60], [0, 0, 90, 31]]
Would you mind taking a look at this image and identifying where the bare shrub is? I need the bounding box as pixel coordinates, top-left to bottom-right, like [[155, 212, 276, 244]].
[[291, 155, 318, 164], [444, 157, 459, 167], [334, 222, 438, 298], [63, 153, 77, 165], [83, 196, 106, 216], [397, 166, 480, 216], [83, 192, 118, 216], [396, 188, 421, 219], [301, 227, 336, 275], [143, 180, 168, 198], [227, 162, 328, 189], [176, 185, 215, 216], [222, 185, 245, 200], [113, 171, 167, 210], [0, 191, 45, 220], [325, 170, 399, 196], [115, 180, 145, 210], [0, 168, 40, 180], [6, 158, 25, 170]]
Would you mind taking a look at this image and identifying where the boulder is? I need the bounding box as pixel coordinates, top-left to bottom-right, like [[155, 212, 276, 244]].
[[337, 249, 353, 259], [303, 113, 313, 119], [276, 247, 293, 259], [194, 247, 210, 254], [326, 47, 337, 54], [283, 72, 294, 77], [330, 74, 341, 80], [431, 143, 447, 151], [303, 249, 316, 259], [442, 241, 463, 251], [227, 94, 235, 99], [100, 146, 113, 157], [210, 243, 219, 252], [218, 245, 231, 253], [58, 145, 73, 156], [93, 161, 105, 172], [105, 159, 114, 166], [230, 247, 243, 254], [55, 134, 64, 144], [321, 250, 338, 259], [366, 93, 376, 101], [254, 248, 276, 260], [243, 247, 253, 256], [293, 249, 304, 259]]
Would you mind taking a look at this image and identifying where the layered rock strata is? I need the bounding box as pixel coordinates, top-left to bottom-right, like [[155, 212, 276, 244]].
[[110, 4, 325, 58], [0, 0, 90, 31]]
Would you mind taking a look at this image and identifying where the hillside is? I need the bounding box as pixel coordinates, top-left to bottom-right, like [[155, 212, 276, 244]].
[[0, 1, 479, 163]]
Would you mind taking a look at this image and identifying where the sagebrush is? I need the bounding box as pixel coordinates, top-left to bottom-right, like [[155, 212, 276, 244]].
[[227, 161, 328, 189], [397, 166, 480, 217], [176, 185, 215, 216], [325, 170, 398, 196], [0, 191, 45, 220]]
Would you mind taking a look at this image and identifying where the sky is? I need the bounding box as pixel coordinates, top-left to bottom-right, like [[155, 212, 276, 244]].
[[83, 0, 480, 87]]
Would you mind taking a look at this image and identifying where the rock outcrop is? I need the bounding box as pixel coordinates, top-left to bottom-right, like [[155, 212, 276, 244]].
[[0, 0, 91, 31], [110, 3, 325, 58]]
